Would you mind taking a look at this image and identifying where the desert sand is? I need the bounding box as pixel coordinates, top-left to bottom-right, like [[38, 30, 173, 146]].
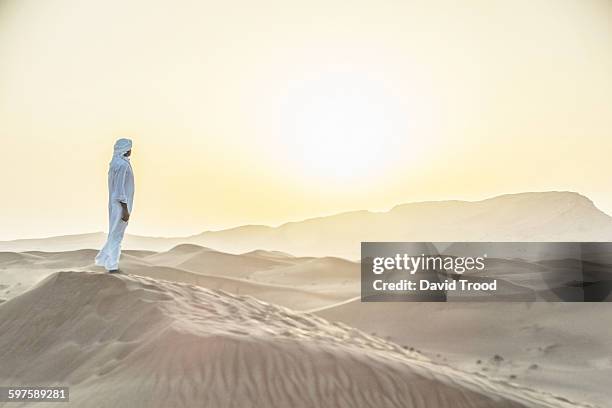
[[0, 271, 592, 408], [1, 192, 611, 407], [0, 243, 610, 406], [316, 300, 612, 408], [0, 245, 358, 311]]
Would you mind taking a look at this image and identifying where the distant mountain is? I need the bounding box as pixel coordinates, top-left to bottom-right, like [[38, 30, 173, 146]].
[[0, 232, 184, 253], [2, 192, 611, 259], [188, 191, 612, 259]]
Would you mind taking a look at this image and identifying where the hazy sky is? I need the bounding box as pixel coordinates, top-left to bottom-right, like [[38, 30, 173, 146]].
[[1, 0, 611, 240]]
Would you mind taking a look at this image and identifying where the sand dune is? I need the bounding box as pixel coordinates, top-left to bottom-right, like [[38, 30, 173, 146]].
[[2, 244, 610, 407], [2, 192, 612, 258], [316, 299, 612, 407], [0, 246, 356, 311], [249, 256, 358, 285], [122, 260, 345, 311], [145, 244, 298, 279], [145, 245, 360, 296], [0, 271, 589, 408]]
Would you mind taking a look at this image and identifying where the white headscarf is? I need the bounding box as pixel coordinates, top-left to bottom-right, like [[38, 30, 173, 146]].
[[112, 138, 132, 163]]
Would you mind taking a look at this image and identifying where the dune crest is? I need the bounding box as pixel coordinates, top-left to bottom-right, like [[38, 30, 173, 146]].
[[0, 272, 589, 408]]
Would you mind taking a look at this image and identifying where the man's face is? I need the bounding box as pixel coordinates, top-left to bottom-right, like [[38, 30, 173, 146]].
[[124, 149, 132, 157]]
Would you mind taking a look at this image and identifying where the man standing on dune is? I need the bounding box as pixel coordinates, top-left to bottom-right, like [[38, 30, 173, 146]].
[[95, 138, 135, 273]]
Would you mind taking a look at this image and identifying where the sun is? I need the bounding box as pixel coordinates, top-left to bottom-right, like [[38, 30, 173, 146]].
[[277, 70, 415, 184]]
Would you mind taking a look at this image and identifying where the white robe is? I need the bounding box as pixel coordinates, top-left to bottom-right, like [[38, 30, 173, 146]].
[[95, 156, 135, 271]]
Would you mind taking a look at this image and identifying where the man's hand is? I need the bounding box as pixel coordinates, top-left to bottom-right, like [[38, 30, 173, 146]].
[[120, 202, 130, 222]]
